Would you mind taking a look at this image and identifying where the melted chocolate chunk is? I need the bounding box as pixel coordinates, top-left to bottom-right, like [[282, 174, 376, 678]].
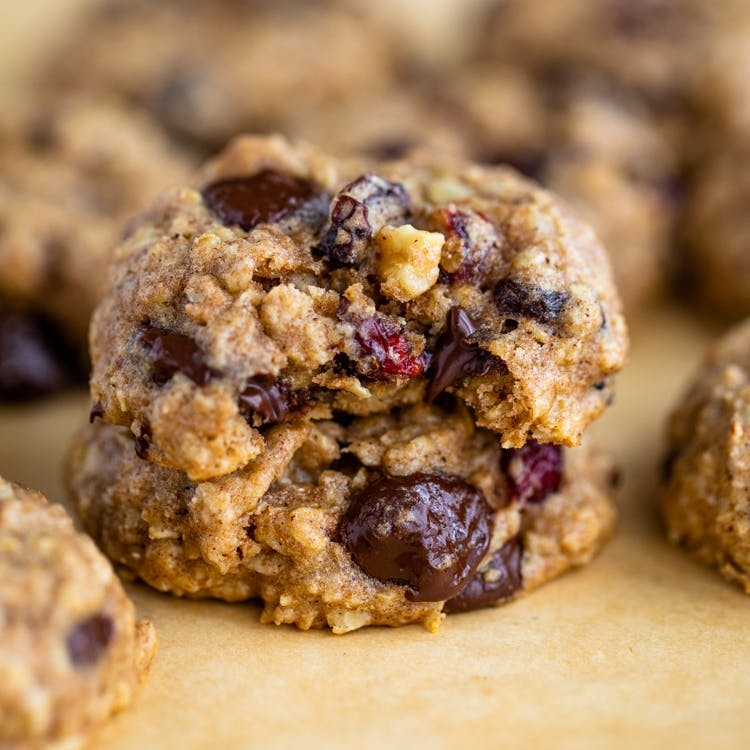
[[66, 613, 114, 668], [239, 376, 293, 426], [314, 173, 411, 267], [142, 326, 213, 386], [134, 424, 152, 460], [444, 536, 523, 613], [494, 278, 568, 325], [342, 473, 493, 602], [0, 312, 71, 401], [502, 441, 562, 504], [202, 171, 321, 231], [426, 307, 500, 401]]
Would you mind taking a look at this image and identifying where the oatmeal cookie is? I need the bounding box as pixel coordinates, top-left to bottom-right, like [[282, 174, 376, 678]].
[[41, 0, 396, 150], [88, 135, 627, 481], [0, 97, 192, 399], [0, 477, 156, 750], [68, 403, 617, 633], [662, 320, 750, 590]]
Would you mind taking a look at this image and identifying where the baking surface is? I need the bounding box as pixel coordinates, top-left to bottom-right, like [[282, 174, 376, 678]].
[[3, 1, 750, 747], [3, 307, 750, 749]]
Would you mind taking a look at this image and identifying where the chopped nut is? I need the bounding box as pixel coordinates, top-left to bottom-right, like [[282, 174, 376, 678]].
[[376, 224, 444, 302]]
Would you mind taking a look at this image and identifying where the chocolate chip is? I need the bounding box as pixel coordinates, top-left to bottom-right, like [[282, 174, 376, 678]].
[[314, 173, 411, 267], [502, 441, 563, 504], [444, 536, 523, 613], [239, 376, 292, 426], [494, 278, 568, 325], [202, 171, 321, 232], [426, 307, 500, 401], [342, 473, 493, 602], [89, 402, 104, 423], [142, 326, 213, 386], [134, 423, 151, 460], [66, 613, 114, 669], [0, 312, 71, 401]]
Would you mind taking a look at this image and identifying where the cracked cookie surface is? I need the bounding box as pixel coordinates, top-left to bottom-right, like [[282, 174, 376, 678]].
[[89, 135, 627, 481], [0, 477, 157, 750], [68, 403, 617, 633]]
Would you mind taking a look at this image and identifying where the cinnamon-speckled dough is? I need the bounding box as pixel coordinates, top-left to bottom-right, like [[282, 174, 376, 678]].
[[0, 97, 192, 343], [89, 135, 627, 481], [68, 404, 617, 633], [41, 0, 396, 151], [662, 319, 750, 590], [0, 477, 157, 750]]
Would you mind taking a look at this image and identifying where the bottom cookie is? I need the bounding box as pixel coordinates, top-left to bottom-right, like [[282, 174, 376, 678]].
[[68, 403, 617, 633], [0, 477, 156, 750]]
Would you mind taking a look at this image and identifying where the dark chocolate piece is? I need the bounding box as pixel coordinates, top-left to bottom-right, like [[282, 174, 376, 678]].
[[66, 613, 114, 669], [494, 278, 568, 325], [142, 327, 213, 386]]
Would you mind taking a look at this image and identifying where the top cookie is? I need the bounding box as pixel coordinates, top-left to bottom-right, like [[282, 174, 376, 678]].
[[90, 135, 628, 481], [41, 0, 397, 150]]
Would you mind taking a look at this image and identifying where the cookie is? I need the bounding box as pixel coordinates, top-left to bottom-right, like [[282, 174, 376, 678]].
[[682, 148, 750, 318], [0, 477, 157, 749], [440, 66, 677, 309], [41, 0, 396, 150], [88, 134, 627, 481], [0, 97, 192, 399], [68, 403, 617, 633], [662, 319, 750, 590]]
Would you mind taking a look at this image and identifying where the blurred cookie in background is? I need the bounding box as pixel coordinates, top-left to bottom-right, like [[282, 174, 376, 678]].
[[39, 0, 398, 152], [439, 65, 678, 310], [0, 96, 193, 399]]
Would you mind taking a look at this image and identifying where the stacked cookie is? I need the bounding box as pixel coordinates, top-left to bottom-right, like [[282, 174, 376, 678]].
[[67, 135, 627, 632]]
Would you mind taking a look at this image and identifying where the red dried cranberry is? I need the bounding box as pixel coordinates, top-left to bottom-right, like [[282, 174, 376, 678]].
[[342, 473, 493, 602], [444, 536, 523, 613], [66, 613, 114, 669], [426, 307, 500, 401], [353, 316, 428, 380], [142, 326, 213, 386], [202, 171, 321, 231], [502, 441, 563, 504]]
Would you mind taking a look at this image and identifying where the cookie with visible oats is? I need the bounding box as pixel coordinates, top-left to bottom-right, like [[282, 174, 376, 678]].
[[0, 477, 156, 750], [68, 403, 616, 633]]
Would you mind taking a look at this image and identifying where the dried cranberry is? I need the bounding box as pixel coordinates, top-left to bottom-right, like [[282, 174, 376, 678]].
[[494, 278, 568, 325], [66, 613, 114, 669], [444, 536, 523, 613], [342, 473, 493, 602], [142, 326, 213, 386], [352, 316, 428, 380], [238, 376, 294, 426], [502, 441, 563, 504], [426, 307, 500, 401], [314, 173, 411, 267], [202, 171, 321, 231]]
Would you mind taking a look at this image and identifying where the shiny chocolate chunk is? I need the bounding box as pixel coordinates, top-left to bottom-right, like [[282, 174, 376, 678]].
[[444, 536, 523, 613], [502, 441, 563, 504], [202, 171, 321, 231], [0, 312, 70, 400], [426, 307, 500, 401], [239, 376, 291, 426], [66, 613, 114, 669], [142, 326, 213, 386], [314, 173, 411, 267], [494, 278, 568, 325], [342, 473, 493, 602]]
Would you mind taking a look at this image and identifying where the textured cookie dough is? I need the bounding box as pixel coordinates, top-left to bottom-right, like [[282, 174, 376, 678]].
[[89, 135, 627, 481], [0, 96, 192, 344], [68, 403, 617, 633], [440, 66, 676, 309], [662, 319, 750, 591], [0, 477, 157, 750], [683, 148, 750, 318], [41, 0, 396, 150]]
